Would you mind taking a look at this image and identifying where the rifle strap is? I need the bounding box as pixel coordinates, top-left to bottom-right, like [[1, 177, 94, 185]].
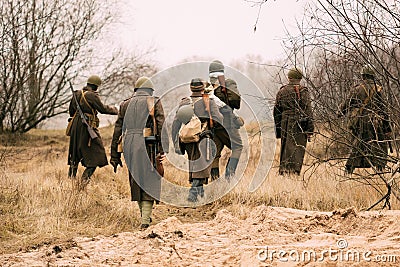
[[80, 91, 95, 117], [294, 85, 301, 100], [203, 94, 214, 129], [146, 96, 157, 136], [358, 83, 376, 115]]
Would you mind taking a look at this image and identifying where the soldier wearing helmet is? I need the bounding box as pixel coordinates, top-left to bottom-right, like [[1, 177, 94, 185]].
[[207, 60, 244, 181], [273, 67, 314, 175], [110, 76, 168, 228], [340, 64, 392, 174], [171, 78, 223, 202], [68, 75, 118, 184]]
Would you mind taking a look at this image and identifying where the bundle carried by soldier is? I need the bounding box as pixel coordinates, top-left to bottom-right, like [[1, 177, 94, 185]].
[[177, 90, 214, 144]]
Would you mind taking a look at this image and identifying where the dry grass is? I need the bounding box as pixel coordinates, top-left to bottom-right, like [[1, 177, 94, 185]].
[[0, 125, 399, 254]]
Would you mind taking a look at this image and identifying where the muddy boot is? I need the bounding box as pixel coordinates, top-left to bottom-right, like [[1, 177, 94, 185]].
[[140, 200, 154, 227], [210, 168, 220, 181], [68, 165, 78, 179], [225, 158, 239, 181]]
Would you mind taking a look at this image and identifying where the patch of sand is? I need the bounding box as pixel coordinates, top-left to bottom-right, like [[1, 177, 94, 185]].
[[1, 206, 400, 266]]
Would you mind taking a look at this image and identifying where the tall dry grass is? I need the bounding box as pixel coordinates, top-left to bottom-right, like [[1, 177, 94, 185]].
[[0, 125, 399, 253], [0, 127, 135, 254]]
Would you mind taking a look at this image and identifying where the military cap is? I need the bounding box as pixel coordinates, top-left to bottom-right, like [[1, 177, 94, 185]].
[[190, 78, 205, 92]]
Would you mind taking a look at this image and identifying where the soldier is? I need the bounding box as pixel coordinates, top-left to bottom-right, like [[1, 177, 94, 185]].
[[340, 64, 392, 174], [68, 75, 118, 183], [207, 60, 244, 181], [172, 78, 223, 202], [273, 68, 314, 175], [110, 77, 167, 229]]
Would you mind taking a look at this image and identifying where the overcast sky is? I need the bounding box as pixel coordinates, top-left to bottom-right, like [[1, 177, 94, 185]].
[[118, 0, 310, 68]]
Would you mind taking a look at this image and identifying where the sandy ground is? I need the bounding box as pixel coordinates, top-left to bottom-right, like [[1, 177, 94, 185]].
[[1, 206, 400, 267]]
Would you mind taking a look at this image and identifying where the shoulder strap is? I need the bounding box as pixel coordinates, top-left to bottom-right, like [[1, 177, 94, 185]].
[[146, 96, 157, 135], [358, 83, 376, 114], [81, 91, 95, 116], [202, 94, 214, 128]]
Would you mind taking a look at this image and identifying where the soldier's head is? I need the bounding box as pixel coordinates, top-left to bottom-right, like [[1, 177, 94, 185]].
[[134, 76, 154, 95], [87, 75, 102, 90], [209, 60, 224, 74], [287, 68, 303, 82], [361, 64, 375, 80], [190, 78, 205, 95], [209, 60, 225, 86]]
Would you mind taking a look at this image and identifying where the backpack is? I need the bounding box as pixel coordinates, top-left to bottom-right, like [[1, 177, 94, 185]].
[[214, 78, 241, 109], [178, 96, 213, 143]]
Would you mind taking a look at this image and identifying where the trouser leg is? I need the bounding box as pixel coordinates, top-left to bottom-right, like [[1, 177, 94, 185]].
[[68, 165, 78, 178], [210, 168, 220, 181], [211, 130, 225, 181], [225, 157, 239, 180], [188, 178, 205, 202]]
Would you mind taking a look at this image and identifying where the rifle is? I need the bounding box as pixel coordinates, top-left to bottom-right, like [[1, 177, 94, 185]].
[[145, 96, 164, 176], [217, 74, 230, 107], [69, 82, 98, 139]]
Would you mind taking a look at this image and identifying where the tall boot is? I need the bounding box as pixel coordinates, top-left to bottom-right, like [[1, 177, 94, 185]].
[[225, 158, 239, 181], [210, 168, 220, 181], [82, 167, 96, 181], [68, 165, 78, 179], [140, 200, 154, 228]]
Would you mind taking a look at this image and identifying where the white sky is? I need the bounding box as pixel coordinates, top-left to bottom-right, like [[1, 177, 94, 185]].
[[118, 0, 310, 68]]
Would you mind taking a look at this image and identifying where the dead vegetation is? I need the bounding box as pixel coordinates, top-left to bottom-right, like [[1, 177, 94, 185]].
[[0, 126, 399, 254]]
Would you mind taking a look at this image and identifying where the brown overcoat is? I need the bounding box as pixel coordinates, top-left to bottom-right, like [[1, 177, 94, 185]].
[[273, 82, 314, 174], [68, 86, 118, 168], [171, 93, 223, 181], [340, 79, 391, 170], [111, 91, 166, 202]]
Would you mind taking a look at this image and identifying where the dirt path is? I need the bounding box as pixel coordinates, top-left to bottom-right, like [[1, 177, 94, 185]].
[[1, 206, 400, 266]]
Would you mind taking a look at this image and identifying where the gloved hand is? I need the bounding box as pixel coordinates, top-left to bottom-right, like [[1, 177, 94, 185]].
[[110, 157, 123, 173]]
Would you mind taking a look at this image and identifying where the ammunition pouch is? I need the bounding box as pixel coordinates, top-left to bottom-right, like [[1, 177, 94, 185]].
[[85, 113, 99, 128], [65, 113, 76, 136]]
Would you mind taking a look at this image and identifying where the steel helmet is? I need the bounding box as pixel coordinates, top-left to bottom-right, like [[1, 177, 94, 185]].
[[361, 64, 375, 77], [287, 68, 303, 80], [176, 104, 194, 124], [209, 60, 224, 74], [135, 76, 154, 90], [87, 75, 102, 87]]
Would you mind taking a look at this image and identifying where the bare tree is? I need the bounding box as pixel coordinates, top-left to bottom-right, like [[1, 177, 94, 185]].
[[0, 0, 117, 133], [251, 0, 400, 208]]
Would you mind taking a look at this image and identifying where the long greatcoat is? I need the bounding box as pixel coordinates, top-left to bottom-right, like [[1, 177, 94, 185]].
[[273, 82, 314, 174], [171, 92, 223, 181], [68, 86, 118, 168], [340, 79, 391, 170], [111, 91, 166, 202]]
